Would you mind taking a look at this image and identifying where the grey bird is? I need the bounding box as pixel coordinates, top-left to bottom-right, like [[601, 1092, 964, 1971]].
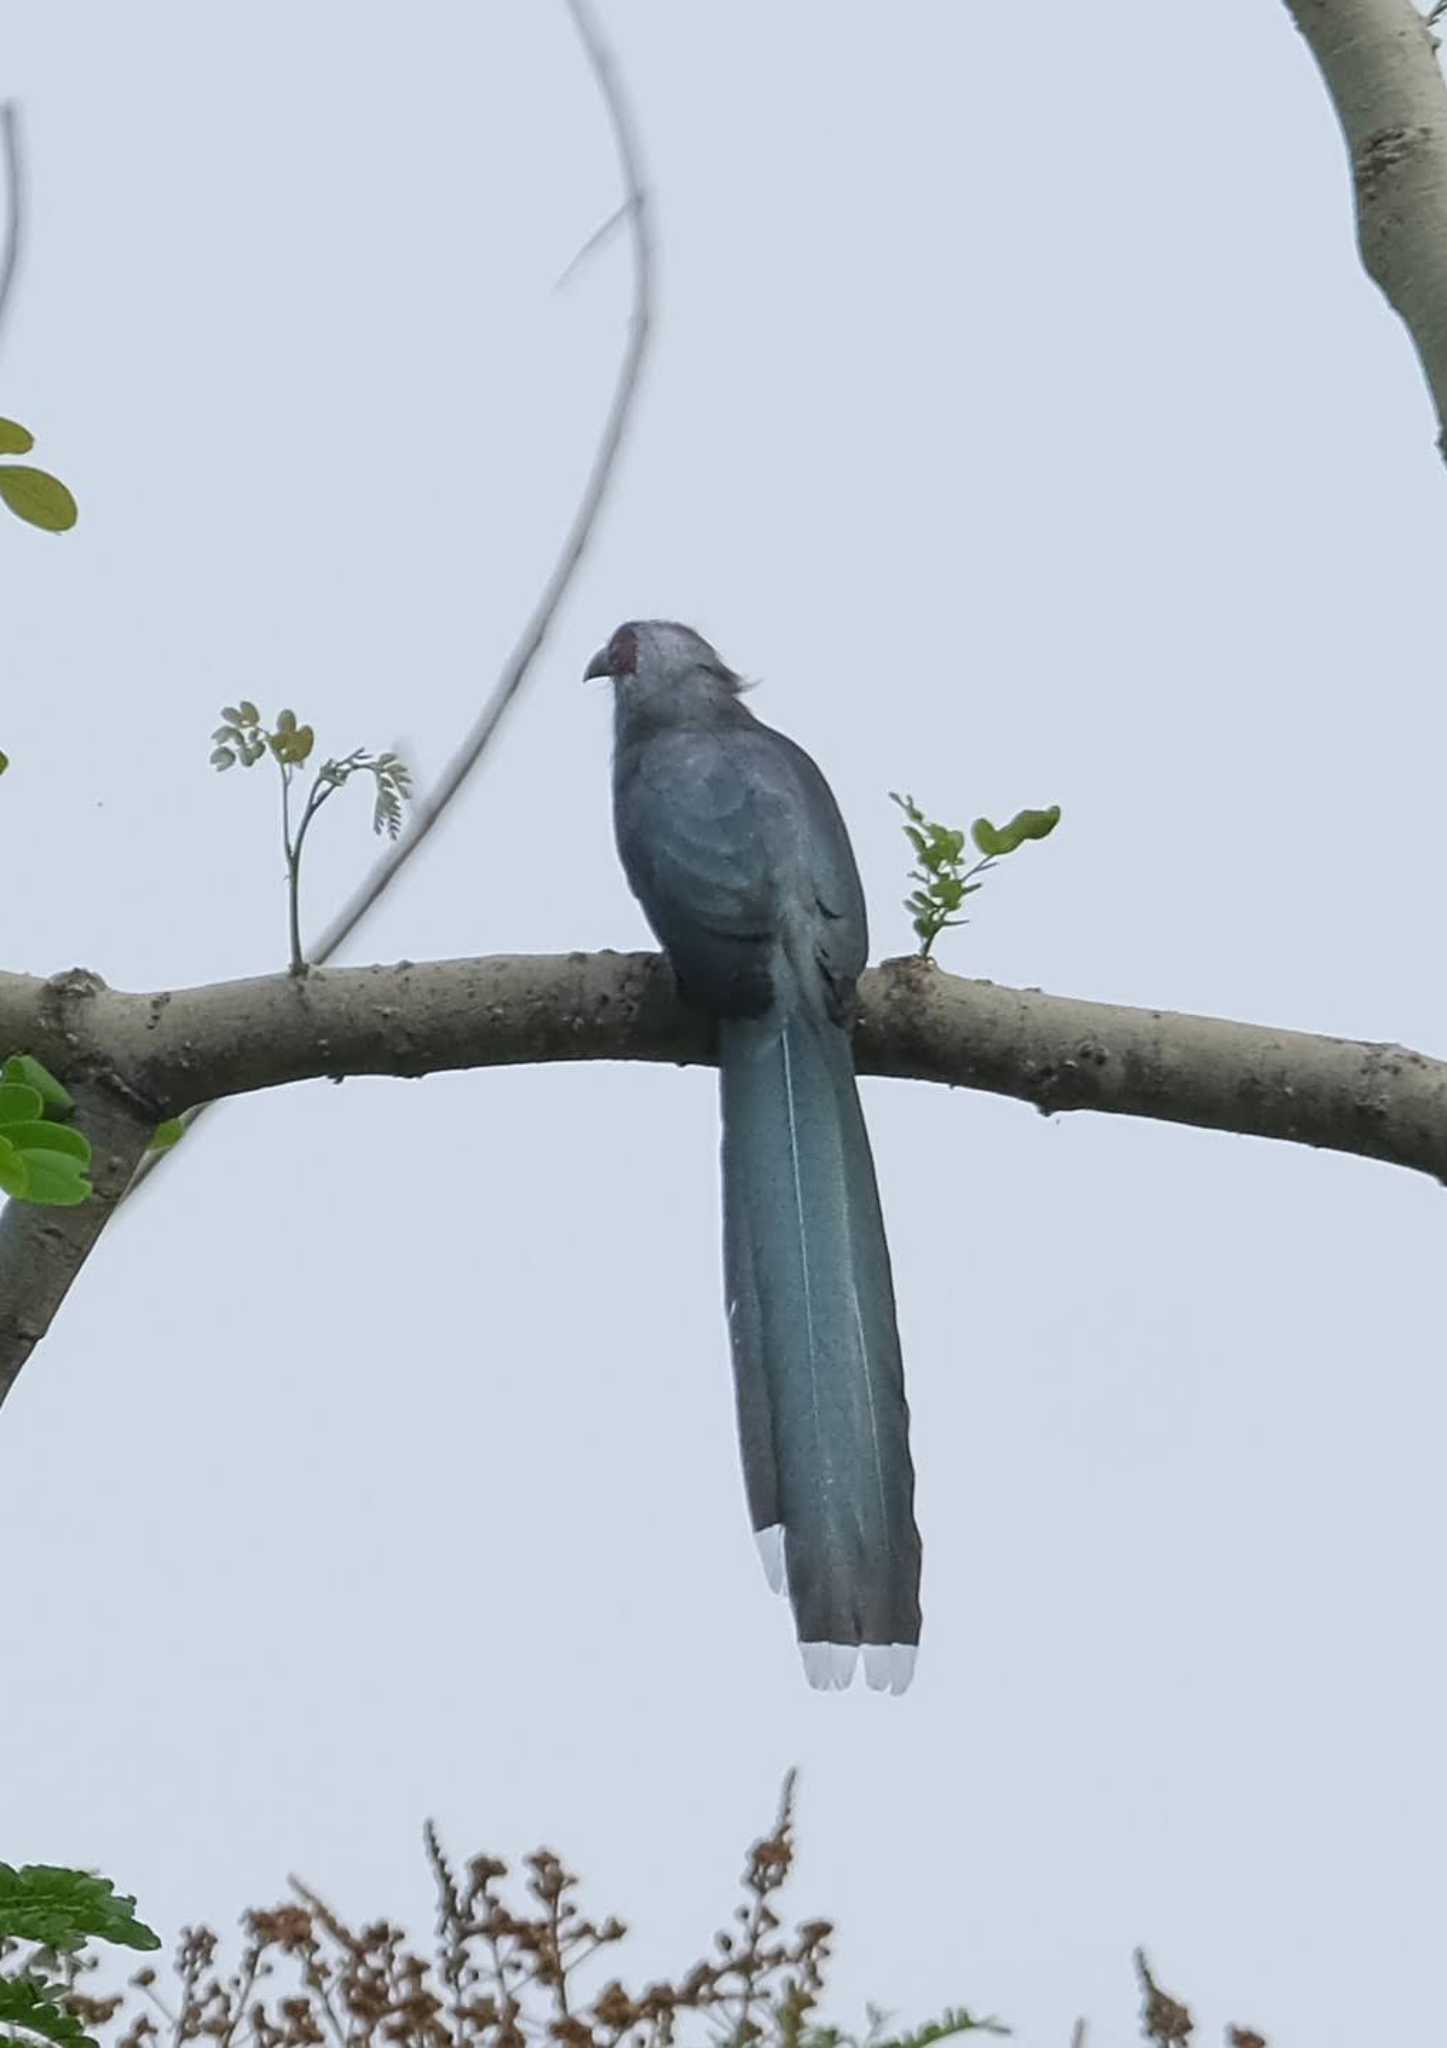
[[586, 620, 922, 1693]]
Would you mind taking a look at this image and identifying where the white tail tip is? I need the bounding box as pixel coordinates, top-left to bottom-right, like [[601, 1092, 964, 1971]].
[[801, 1642, 859, 1690], [800, 1641, 917, 1694], [864, 1643, 918, 1695], [754, 1524, 786, 1595]]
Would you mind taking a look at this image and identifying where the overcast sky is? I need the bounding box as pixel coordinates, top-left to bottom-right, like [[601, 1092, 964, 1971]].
[[4, 5, 1446, 2043]]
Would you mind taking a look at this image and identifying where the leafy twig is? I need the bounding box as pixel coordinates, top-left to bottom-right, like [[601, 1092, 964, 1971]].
[[0, 1864, 158, 2048], [210, 704, 412, 975], [0, 1867, 159, 1956], [890, 793, 1060, 959]]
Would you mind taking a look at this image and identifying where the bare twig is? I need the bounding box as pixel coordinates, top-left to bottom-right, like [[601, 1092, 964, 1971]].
[[126, 0, 655, 1196], [554, 198, 630, 289], [0, 101, 26, 355]]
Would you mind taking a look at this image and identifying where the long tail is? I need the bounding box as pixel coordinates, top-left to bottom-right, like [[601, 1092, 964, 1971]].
[[719, 1002, 921, 1692]]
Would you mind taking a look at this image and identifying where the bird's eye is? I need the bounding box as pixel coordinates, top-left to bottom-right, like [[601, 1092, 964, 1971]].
[[609, 625, 639, 675]]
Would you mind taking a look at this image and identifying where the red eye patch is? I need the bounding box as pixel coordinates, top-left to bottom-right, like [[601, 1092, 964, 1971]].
[[609, 624, 639, 675]]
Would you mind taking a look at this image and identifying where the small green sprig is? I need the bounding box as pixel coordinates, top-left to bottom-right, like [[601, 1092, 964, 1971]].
[[210, 703, 412, 974], [891, 791, 1060, 958]]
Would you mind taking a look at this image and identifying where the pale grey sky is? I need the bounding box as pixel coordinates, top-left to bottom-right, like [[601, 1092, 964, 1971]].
[[4, 5, 1445, 2043]]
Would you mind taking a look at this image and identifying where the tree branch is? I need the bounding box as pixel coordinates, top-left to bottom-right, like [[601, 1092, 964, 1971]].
[[4, 954, 1442, 1170], [4, 948, 1443, 1399], [1282, 0, 1447, 457], [0, 101, 26, 357]]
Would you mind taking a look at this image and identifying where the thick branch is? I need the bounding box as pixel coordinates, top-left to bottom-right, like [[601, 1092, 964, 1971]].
[[1283, 0, 1447, 456], [3, 949, 1443, 1401], [1, 950, 1443, 1157]]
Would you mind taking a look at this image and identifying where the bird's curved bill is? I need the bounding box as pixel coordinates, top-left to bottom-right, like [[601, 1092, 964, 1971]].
[[584, 646, 612, 681]]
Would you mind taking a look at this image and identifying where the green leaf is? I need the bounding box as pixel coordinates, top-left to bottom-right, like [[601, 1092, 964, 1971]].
[[221, 705, 244, 725], [20, 1151, 92, 1205], [970, 806, 1061, 858], [0, 465, 78, 533], [0, 1975, 91, 2048], [1, 1054, 76, 1115], [0, 1081, 45, 1126], [238, 699, 260, 726], [211, 747, 237, 770], [969, 819, 1002, 856], [149, 1117, 185, 1151], [276, 708, 297, 733], [0, 1134, 29, 1198], [0, 1108, 92, 1201], [270, 721, 314, 766], [5, 1120, 89, 1162], [0, 416, 36, 455], [0, 1864, 162, 1953], [0, 748, 8, 774]]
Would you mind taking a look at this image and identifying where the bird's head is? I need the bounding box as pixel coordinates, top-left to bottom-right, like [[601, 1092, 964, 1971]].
[[584, 620, 744, 709]]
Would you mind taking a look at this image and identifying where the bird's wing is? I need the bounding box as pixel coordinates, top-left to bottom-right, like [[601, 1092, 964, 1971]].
[[724, 720, 869, 1021], [615, 725, 776, 1015]]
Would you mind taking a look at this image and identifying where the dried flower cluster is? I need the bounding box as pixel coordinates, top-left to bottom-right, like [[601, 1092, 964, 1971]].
[[3, 1796, 1270, 2048], [28, 1782, 997, 2048]]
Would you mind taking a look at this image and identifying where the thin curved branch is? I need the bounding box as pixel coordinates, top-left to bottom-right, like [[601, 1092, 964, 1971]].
[[4, 949, 1444, 1402], [1282, 0, 1447, 456], [0, 101, 26, 357], [127, 0, 654, 1199], [312, 0, 652, 966]]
